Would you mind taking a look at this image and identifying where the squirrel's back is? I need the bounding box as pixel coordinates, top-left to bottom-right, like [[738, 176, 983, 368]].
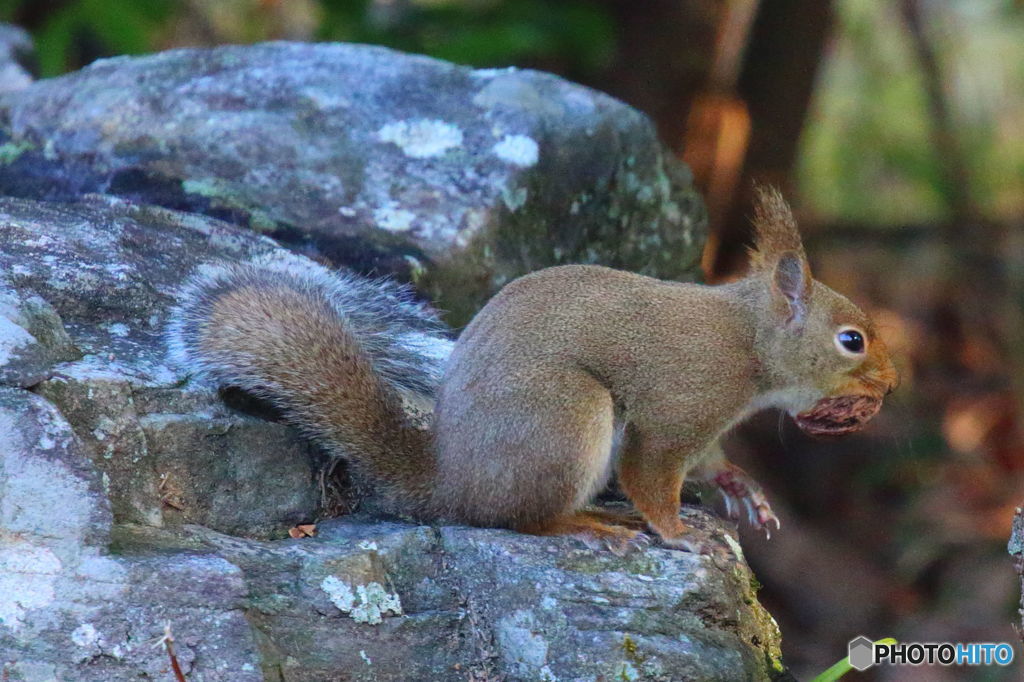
[[166, 257, 453, 514]]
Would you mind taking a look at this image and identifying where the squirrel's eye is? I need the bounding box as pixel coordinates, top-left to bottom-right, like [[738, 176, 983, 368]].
[[835, 328, 865, 355]]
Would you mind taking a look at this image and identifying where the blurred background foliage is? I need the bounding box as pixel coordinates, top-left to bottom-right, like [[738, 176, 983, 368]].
[[801, 0, 1024, 225], [0, 0, 617, 79], [3, 0, 1023, 679]]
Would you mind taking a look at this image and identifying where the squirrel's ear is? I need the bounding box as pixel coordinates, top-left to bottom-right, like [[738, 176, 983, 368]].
[[772, 251, 810, 327], [747, 185, 810, 273], [746, 185, 812, 326]]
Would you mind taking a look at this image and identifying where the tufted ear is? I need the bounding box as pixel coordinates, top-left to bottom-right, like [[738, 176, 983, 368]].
[[772, 251, 809, 327], [747, 186, 809, 266], [745, 186, 812, 327]]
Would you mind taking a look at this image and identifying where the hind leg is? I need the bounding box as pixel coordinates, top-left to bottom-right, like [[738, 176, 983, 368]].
[[517, 511, 651, 556], [583, 506, 650, 531], [436, 368, 617, 529]]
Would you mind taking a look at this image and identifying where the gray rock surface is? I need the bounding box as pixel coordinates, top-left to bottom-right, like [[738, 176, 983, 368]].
[[0, 194, 784, 680], [0, 286, 80, 387], [1011, 507, 1024, 640], [1, 195, 326, 536], [0, 42, 705, 323], [0, 23, 32, 95], [0, 388, 263, 682]]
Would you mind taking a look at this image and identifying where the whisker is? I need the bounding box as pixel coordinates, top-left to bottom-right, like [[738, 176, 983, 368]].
[[776, 409, 787, 450]]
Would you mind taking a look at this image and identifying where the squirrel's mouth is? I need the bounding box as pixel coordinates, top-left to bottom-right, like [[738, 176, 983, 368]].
[[793, 395, 883, 437]]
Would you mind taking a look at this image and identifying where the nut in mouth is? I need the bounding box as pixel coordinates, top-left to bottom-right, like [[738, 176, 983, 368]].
[[794, 395, 883, 437]]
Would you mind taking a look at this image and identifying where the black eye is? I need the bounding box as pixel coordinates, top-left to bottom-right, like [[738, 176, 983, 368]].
[[837, 329, 865, 354]]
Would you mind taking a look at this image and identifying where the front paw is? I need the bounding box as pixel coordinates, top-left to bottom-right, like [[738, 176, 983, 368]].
[[714, 468, 781, 538], [744, 497, 780, 538]]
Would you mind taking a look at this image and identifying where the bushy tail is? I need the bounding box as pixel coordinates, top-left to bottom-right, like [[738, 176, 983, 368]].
[[166, 256, 453, 514]]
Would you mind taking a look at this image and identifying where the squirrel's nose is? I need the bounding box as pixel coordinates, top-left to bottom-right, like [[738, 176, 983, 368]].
[[885, 372, 900, 396]]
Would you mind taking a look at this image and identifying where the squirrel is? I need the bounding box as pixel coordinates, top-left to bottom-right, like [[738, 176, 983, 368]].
[[168, 187, 897, 554]]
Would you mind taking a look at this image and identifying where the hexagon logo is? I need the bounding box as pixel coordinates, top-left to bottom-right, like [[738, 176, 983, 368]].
[[848, 636, 875, 671]]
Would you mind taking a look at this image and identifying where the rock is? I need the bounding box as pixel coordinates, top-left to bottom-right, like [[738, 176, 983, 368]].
[[0, 286, 81, 387], [0, 194, 784, 679], [0, 387, 263, 682], [1010, 507, 1024, 557], [1011, 507, 1024, 639], [0, 194, 329, 537], [437, 511, 783, 681], [0, 387, 111, 554], [114, 513, 784, 682], [0, 23, 33, 95], [0, 42, 705, 323]]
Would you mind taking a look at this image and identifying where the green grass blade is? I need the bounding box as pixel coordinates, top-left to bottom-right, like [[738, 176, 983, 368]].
[[809, 638, 898, 682]]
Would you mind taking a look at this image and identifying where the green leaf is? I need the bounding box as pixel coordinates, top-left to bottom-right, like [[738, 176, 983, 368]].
[[34, 7, 80, 77], [79, 0, 173, 57]]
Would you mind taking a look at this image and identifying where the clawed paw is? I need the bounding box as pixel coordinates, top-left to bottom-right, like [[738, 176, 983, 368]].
[[657, 535, 713, 554], [574, 528, 651, 556], [714, 468, 781, 539], [605, 531, 652, 557]]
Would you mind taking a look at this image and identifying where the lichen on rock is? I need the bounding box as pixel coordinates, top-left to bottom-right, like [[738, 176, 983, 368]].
[[321, 576, 404, 624]]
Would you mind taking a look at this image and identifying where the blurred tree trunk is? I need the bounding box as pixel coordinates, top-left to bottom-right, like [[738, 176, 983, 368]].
[[591, 0, 723, 151], [681, 0, 758, 272], [587, 1, 834, 280], [705, 0, 834, 279]]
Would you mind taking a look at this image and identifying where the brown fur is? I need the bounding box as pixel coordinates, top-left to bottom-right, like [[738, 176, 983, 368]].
[[747, 185, 805, 271], [201, 284, 436, 513], [185, 190, 897, 549]]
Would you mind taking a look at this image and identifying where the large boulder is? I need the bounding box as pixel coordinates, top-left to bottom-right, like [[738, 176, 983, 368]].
[[0, 41, 705, 323], [0, 195, 784, 680]]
